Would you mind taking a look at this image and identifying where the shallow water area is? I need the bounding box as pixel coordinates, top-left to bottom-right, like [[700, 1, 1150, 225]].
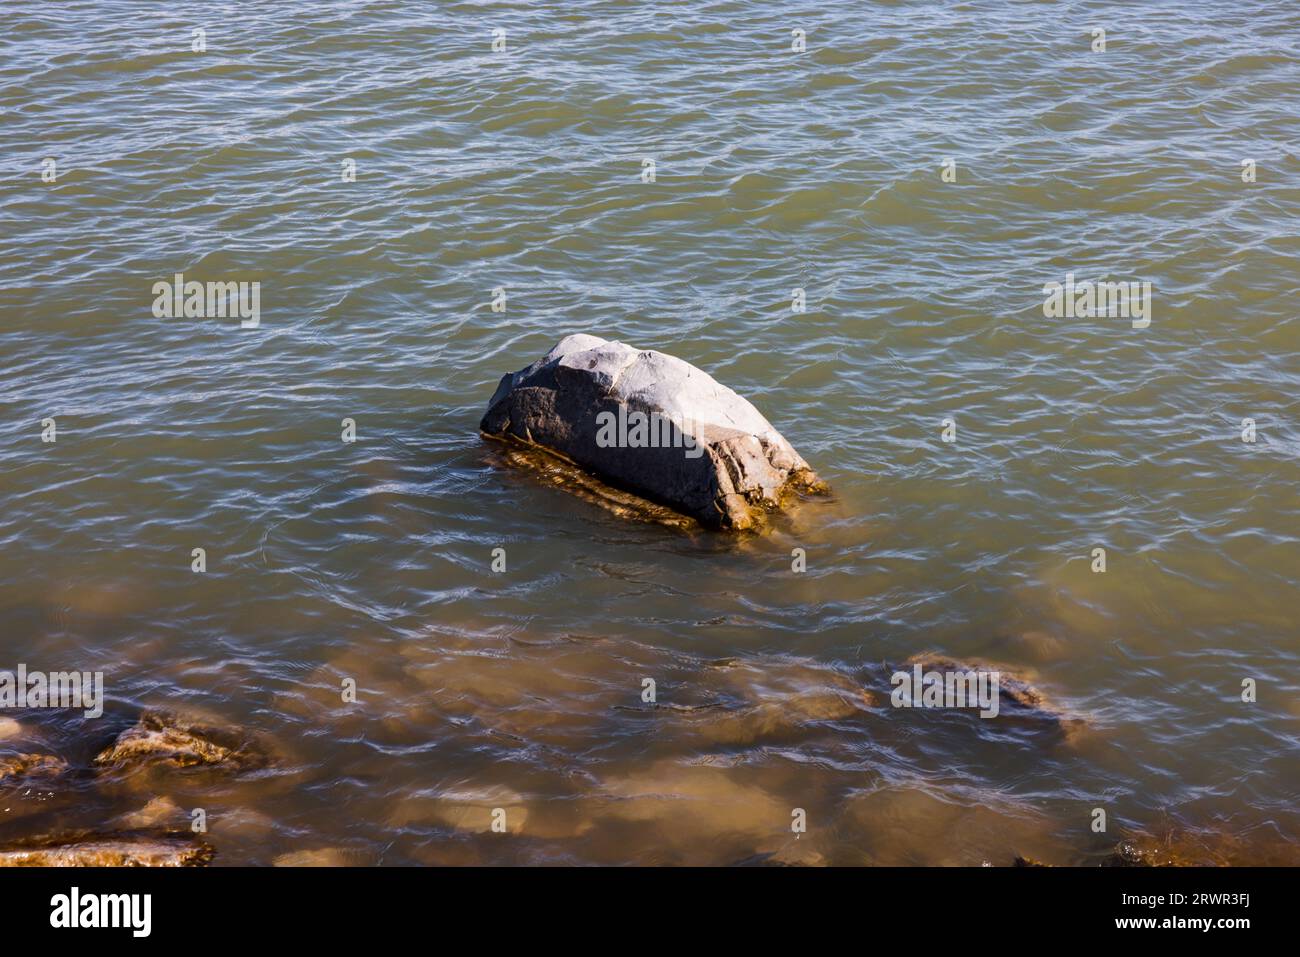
[[0, 1, 1297, 865]]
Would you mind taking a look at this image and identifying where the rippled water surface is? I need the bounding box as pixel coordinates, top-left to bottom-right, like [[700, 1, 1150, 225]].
[[1, 1, 1298, 865]]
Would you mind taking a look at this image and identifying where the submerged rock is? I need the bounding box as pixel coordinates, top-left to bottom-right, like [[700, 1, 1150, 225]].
[[1093, 827, 1294, 867], [116, 796, 185, 830], [388, 785, 535, 836], [683, 656, 877, 745], [0, 752, 78, 824], [893, 652, 1089, 740], [94, 710, 265, 774], [272, 848, 360, 867], [0, 831, 214, 867], [1102, 839, 1187, 867], [838, 786, 1064, 866], [1019, 838, 1219, 867], [480, 334, 827, 530], [0, 753, 69, 785], [484, 439, 696, 529], [596, 761, 791, 861]]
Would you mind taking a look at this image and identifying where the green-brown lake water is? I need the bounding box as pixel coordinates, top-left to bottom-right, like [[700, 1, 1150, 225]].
[[1, 1, 1297, 864]]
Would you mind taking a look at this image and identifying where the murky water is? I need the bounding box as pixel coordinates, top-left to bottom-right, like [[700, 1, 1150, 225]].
[[1, 1, 1297, 865]]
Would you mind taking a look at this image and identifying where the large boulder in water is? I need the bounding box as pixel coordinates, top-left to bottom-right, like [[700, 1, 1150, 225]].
[[479, 334, 826, 529]]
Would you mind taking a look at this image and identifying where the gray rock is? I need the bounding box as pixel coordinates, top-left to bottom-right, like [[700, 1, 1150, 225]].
[[480, 334, 826, 529]]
